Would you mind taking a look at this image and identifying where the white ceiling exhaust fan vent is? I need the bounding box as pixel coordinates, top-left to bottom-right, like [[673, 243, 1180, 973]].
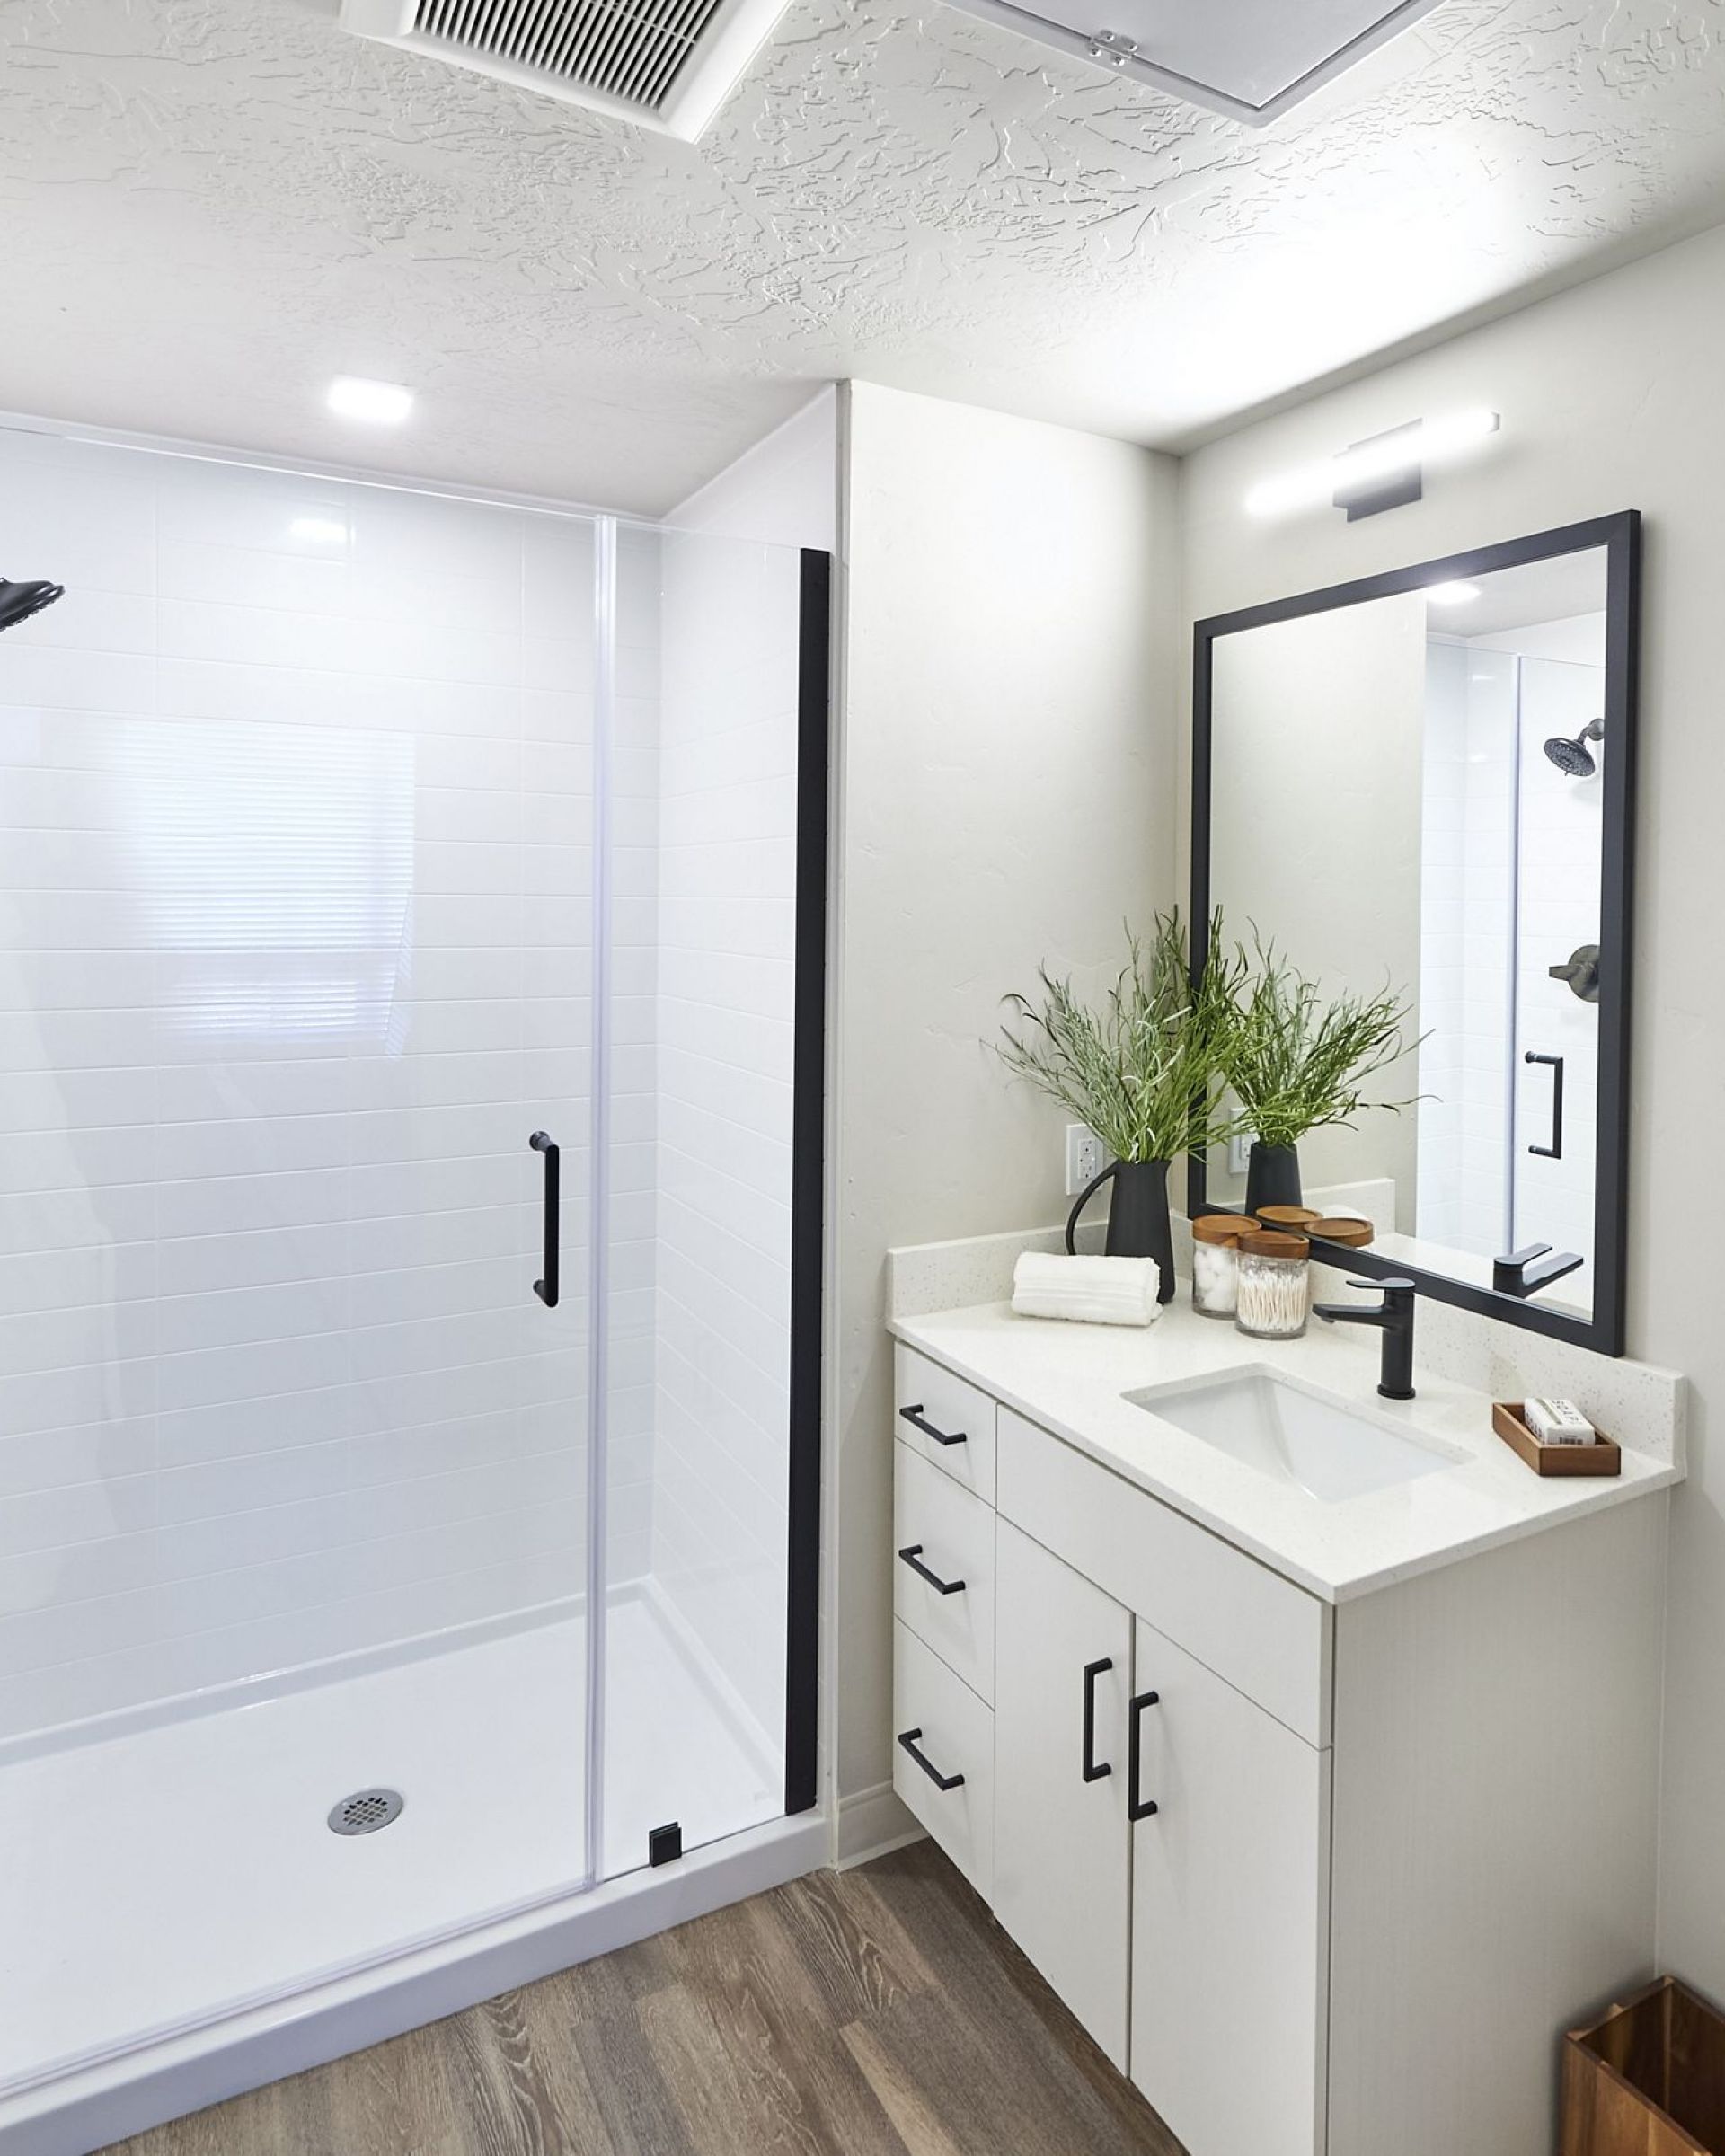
[[338, 0, 791, 139], [943, 0, 1446, 125]]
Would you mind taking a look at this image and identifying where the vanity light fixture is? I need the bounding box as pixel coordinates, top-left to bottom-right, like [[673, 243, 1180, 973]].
[[1425, 581, 1482, 606], [326, 376, 414, 425], [1245, 408, 1500, 522]]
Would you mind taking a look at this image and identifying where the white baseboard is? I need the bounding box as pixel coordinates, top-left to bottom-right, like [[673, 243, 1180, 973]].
[[835, 1779, 924, 1870]]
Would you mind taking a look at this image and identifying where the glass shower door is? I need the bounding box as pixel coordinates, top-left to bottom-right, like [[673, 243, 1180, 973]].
[[596, 519, 821, 1878], [0, 434, 603, 2087]]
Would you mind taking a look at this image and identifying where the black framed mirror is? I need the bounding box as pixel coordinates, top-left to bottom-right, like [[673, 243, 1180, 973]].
[[1189, 511, 1640, 1355]]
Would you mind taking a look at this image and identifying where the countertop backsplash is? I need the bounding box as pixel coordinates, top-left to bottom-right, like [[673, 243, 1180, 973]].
[[888, 1217, 1684, 1471]]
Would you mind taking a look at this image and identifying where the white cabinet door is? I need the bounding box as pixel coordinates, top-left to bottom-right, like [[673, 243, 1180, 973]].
[[994, 1518, 1134, 2069], [1130, 1617, 1329, 2156]]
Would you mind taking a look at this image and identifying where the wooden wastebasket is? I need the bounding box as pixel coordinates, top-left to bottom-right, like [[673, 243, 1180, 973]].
[[1563, 1977, 1725, 2155]]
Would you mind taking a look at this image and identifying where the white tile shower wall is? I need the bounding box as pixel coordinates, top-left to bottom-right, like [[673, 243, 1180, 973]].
[[1510, 651, 1605, 1299], [608, 525, 662, 1585], [0, 430, 635, 1746], [649, 526, 800, 1754]]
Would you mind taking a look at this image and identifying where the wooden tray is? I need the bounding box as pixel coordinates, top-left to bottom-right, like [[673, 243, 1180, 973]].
[[1494, 1401, 1621, 1478]]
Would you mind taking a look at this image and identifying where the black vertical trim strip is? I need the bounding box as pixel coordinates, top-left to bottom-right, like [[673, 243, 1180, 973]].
[[784, 546, 832, 1816], [1188, 509, 1639, 1356], [1593, 508, 1640, 1359]]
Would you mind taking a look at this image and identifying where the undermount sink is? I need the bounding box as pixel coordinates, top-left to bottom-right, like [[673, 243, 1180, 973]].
[[1125, 1368, 1459, 1503]]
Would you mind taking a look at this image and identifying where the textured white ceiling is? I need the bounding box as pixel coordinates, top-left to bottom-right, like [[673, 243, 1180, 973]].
[[4, 0, 1725, 512]]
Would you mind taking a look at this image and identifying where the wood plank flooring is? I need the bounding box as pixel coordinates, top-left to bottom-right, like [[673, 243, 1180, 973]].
[[102, 1842, 1185, 2156]]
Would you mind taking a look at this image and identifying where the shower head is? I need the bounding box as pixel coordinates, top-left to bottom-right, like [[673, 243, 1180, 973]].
[[0, 578, 66, 636], [1544, 717, 1604, 778]]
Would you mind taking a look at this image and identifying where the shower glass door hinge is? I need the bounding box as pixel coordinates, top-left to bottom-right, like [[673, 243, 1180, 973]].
[[1088, 28, 1137, 64], [648, 1821, 684, 1867]]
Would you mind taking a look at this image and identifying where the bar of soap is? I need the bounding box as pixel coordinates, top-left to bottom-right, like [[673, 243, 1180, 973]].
[[1524, 1395, 1596, 1445]]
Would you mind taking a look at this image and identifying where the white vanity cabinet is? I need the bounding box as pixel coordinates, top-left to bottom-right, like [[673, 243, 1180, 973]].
[[890, 1339, 1668, 2156], [1128, 1615, 1329, 2156], [993, 1517, 1134, 2069]]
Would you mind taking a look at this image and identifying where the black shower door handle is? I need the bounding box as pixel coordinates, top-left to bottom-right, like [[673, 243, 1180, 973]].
[[529, 1131, 559, 1306], [1526, 1053, 1564, 1161], [1082, 1658, 1114, 1782]]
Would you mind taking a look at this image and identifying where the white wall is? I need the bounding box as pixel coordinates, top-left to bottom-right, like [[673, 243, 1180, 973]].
[[1176, 216, 1725, 2001], [669, 391, 837, 552], [836, 382, 1179, 1827], [645, 391, 836, 1751], [1418, 640, 1516, 1258], [0, 430, 612, 1745], [1206, 596, 1426, 1219]]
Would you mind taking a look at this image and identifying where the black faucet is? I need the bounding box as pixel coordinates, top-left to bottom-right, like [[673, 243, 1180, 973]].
[[1312, 1277, 1418, 1400], [1491, 1243, 1584, 1298]]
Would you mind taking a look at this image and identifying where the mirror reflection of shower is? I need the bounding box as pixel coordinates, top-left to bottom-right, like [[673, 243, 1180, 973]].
[[1416, 553, 1608, 1310], [1544, 716, 1604, 777], [0, 576, 65, 633]]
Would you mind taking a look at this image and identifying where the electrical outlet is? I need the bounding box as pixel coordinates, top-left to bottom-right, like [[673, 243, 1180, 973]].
[[1066, 1124, 1110, 1196], [1228, 1131, 1255, 1177]]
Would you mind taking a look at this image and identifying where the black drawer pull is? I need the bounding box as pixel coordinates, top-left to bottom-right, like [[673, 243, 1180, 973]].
[[1082, 1657, 1113, 1782], [899, 1403, 966, 1447], [529, 1131, 560, 1307], [898, 1543, 966, 1595], [1128, 1689, 1161, 1821], [898, 1727, 965, 1792]]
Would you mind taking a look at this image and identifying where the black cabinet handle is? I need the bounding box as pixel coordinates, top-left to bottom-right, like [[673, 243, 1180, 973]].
[[898, 1544, 965, 1596], [898, 1727, 965, 1792], [1526, 1052, 1564, 1161], [1082, 1657, 1113, 1782], [899, 1403, 966, 1448], [529, 1131, 560, 1307], [1128, 1689, 1160, 1821]]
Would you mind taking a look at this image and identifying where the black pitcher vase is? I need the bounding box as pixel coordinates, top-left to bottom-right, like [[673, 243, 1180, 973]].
[[1065, 1157, 1175, 1304], [1243, 1141, 1303, 1214]]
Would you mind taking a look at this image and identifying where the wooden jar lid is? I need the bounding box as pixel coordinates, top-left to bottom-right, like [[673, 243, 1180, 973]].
[[1307, 1215, 1375, 1247], [1257, 1206, 1321, 1231], [1192, 1214, 1256, 1245], [1241, 1231, 1310, 1259]]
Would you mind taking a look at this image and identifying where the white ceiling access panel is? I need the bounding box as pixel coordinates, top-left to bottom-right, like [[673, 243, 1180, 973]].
[[946, 0, 1447, 124], [338, 0, 792, 139]]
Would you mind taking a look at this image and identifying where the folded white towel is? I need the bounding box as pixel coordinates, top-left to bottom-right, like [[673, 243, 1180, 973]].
[[1012, 1251, 1162, 1327]]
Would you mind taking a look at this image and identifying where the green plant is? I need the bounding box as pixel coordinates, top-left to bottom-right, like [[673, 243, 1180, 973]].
[[996, 912, 1247, 1163], [1221, 933, 1415, 1150]]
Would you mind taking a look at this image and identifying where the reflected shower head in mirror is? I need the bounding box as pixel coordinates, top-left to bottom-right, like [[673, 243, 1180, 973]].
[[0, 578, 65, 635], [1544, 717, 1604, 776]]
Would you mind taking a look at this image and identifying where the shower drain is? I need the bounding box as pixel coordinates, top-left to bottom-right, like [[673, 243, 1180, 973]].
[[327, 1787, 404, 1836]]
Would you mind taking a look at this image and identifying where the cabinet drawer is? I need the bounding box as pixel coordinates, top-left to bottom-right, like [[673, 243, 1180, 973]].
[[893, 1619, 994, 1899], [996, 1407, 1331, 1746], [894, 1441, 995, 1703], [894, 1344, 996, 1503]]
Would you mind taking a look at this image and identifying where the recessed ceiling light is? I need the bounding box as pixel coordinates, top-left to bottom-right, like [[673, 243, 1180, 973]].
[[327, 376, 414, 425], [1426, 582, 1482, 606]]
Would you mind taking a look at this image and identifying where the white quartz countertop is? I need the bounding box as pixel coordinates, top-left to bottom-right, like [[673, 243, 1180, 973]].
[[889, 1298, 1683, 1603]]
